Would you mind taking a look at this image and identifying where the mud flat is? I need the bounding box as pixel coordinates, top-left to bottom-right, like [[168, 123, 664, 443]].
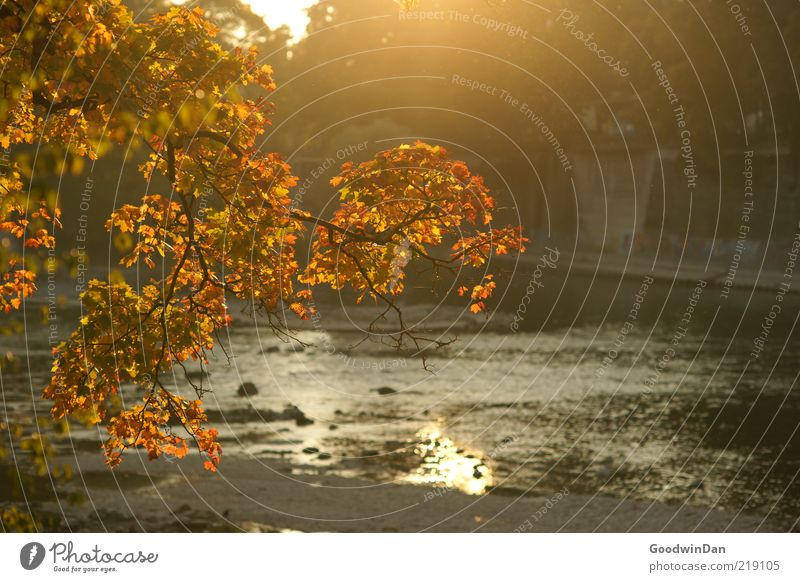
[[37, 452, 777, 533]]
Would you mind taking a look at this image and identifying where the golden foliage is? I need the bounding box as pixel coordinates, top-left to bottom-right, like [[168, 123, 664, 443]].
[[1, 1, 525, 471]]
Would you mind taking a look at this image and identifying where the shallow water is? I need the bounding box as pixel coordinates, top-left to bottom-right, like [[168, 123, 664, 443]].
[[2, 303, 799, 529]]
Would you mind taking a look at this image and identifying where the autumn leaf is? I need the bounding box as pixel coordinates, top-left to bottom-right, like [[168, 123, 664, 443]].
[[0, 1, 524, 472]]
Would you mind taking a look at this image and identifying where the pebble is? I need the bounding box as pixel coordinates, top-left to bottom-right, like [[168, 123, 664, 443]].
[[237, 382, 258, 397]]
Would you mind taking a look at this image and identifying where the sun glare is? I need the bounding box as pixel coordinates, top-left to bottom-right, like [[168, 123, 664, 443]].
[[407, 428, 494, 495], [244, 1, 318, 43]]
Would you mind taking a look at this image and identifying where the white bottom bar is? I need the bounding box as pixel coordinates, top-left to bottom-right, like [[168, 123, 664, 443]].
[[1, 533, 798, 581]]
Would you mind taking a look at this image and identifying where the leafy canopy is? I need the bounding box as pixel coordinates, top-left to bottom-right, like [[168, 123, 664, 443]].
[[0, 0, 525, 471]]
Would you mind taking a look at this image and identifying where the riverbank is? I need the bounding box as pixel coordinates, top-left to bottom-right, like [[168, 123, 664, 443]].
[[37, 452, 777, 533], [5, 299, 797, 533]]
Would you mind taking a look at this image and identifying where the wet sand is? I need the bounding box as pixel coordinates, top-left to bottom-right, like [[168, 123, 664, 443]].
[[39, 452, 776, 533]]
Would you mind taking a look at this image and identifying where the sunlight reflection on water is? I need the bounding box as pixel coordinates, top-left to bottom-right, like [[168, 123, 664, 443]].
[[405, 427, 493, 495]]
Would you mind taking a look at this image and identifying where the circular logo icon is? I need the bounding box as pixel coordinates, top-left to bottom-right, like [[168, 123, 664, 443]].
[[19, 542, 46, 570]]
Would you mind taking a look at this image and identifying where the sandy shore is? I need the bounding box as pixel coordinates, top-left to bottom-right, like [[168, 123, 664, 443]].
[[35, 452, 778, 533]]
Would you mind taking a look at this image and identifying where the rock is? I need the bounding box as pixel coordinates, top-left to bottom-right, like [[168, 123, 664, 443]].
[[690, 480, 705, 490], [371, 386, 397, 395], [302, 447, 320, 454], [329, 424, 339, 430], [317, 452, 332, 460], [211, 403, 313, 424], [282, 404, 314, 426], [261, 346, 280, 354], [361, 449, 379, 457], [237, 382, 258, 397]]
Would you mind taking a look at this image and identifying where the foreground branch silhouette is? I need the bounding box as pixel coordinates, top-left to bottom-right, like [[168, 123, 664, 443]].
[[0, 0, 525, 470]]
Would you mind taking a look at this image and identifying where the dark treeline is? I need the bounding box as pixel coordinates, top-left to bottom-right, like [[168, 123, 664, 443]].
[[56, 0, 800, 269]]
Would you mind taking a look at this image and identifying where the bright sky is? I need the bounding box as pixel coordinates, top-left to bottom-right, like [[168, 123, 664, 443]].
[[244, 1, 318, 43]]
